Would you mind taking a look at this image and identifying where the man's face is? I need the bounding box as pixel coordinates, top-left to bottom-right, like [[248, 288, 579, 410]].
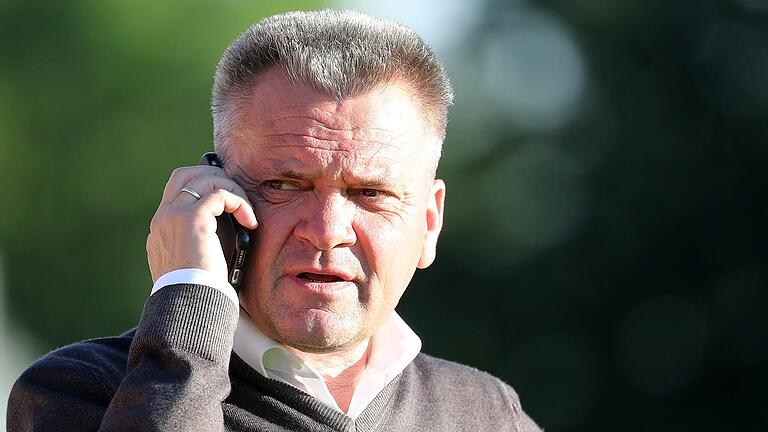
[[226, 68, 445, 353]]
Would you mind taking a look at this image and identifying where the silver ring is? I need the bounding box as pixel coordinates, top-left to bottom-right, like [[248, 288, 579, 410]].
[[180, 187, 202, 200]]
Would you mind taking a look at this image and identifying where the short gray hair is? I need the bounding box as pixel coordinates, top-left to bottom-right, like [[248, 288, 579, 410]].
[[211, 10, 453, 171]]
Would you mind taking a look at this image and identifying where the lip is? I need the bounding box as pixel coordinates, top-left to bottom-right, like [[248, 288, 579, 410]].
[[286, 266, 356, 283], [284, 274, 357, 296]]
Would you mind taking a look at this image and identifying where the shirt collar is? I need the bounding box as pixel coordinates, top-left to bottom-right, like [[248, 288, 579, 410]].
[[232, 311, 282, 377], [232, 309, 422, 417]]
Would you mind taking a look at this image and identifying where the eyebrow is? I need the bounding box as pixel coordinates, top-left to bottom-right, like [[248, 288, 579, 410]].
[[264, 164, 396, 188], [256, 158, 316, 180], [346, 175, 393, 188], [253, 154, 403, 188], [274, 168, 311, 180]]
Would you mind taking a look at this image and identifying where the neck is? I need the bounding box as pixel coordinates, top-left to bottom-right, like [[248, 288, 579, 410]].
[[286, 340, 371, 413]]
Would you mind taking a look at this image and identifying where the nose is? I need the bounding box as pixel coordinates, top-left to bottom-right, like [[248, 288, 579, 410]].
[[293, 191, 357, 250]]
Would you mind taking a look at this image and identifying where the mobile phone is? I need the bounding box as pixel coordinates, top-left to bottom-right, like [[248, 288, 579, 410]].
[[200, 152, 250, 290]]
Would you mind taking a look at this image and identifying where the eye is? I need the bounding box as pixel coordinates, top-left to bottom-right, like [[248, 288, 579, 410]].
[[360, 188, 379, 197], [265, 180, 301, 191], [349, 188, 383, 198]]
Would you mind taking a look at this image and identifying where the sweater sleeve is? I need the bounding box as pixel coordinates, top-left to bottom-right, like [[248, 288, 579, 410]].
[[7, 284, 238, 432]]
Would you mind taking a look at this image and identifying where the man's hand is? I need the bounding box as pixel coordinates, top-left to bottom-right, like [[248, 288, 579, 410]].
[[146, 166, 258, 283]]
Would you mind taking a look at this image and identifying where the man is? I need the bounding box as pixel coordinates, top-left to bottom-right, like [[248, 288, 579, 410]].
[[8, 10, 541, 431]]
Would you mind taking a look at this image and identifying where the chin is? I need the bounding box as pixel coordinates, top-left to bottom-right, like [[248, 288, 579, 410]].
[[275, 309, 367, 353]]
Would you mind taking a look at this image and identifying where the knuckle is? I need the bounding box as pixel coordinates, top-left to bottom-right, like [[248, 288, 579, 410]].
[[169, 166, 187, 179], [170, 165, 207, 180], [211, 187, 229, 197], [149, 212, 162, 232], [203, 188, 227, 203]]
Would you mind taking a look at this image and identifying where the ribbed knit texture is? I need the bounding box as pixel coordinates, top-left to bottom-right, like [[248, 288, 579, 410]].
[[130, 284, 239, 366], [7, 284, 542, 431]]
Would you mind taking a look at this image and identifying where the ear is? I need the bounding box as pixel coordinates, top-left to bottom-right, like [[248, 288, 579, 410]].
[[418, 179, 446, 269]]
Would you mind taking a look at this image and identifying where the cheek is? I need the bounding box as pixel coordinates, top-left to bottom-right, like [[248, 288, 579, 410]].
[[251, 193, 304, 239], [354, 210, 426, 280], [247, 203, 300, 271], [241, 204, 301, 311]]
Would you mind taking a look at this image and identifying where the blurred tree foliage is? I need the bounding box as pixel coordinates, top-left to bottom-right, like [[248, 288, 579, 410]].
[[403, 0, 768, 430], [1, 0, 767, 431]]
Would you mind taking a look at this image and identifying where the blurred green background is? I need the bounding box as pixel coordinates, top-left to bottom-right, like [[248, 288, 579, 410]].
[[2, 0, 767, 430]]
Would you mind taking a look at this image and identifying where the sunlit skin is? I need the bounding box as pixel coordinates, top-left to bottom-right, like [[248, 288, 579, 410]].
[[225, 68, 445, 362]]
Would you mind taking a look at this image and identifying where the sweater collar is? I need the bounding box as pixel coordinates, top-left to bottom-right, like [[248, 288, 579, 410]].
[[232, 310, 421, 418]]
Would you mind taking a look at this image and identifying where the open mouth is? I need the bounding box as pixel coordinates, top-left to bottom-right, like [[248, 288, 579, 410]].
[[297, 272, 345, 283]]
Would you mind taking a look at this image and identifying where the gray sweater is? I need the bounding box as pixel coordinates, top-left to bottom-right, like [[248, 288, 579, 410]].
[[7, 284, 542, 431]]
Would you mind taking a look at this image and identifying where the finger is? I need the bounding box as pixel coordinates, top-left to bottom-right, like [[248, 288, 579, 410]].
[[161, 166, 230, 204], [196, 189, 258, 229], [174, 171, 252, 207]]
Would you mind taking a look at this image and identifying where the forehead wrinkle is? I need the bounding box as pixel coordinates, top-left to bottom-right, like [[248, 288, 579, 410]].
[[235, 128, 427, 184], [267, 109, 401, 143], [258, 133, 407, 159], [261, 134, 355, 152], [262, 126, 398, 147], [269, 115, 353, 139], [252, 146, 400, 185]]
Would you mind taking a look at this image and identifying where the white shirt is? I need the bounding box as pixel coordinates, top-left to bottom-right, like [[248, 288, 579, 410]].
[[151, 269, 422, 419]]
